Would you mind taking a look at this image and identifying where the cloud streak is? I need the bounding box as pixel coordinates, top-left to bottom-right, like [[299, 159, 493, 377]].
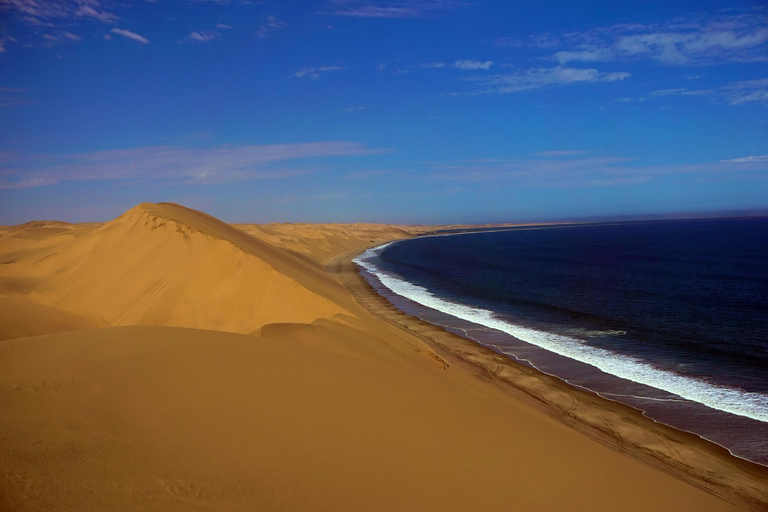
[[630, 78, 768, 106], [3, 0, 117, 24], [468, 66, 630, 94], [294, 66, 347, 79], [323, 0, 468, 18], [0, 87, 33, 107], [257, 15, 286, 38], [423, 152, 768, 188], [111, 28, 149, 44], [454, 59, 493, 70], [550, 11, 768, 66], [0, 141, 385, 189]]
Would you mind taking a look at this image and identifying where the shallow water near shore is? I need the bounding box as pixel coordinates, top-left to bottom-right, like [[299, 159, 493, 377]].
[[354, 217, 768, 466]]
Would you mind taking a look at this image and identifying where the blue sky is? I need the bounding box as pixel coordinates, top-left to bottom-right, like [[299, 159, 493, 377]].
[[1, 0, 767, 224]]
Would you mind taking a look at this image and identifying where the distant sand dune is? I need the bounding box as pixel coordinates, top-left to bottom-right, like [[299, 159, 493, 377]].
[[236, 221, 420, 264]]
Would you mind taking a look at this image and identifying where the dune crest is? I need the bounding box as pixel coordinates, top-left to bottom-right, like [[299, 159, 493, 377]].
[[1, 203, 352, 334]]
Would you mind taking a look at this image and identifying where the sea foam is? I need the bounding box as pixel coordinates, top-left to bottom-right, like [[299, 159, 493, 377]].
[[354, 244, 768, 424]]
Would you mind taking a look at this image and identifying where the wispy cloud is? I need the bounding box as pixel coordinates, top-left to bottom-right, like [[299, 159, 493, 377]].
[[722, 154, 768, 163], [1, 0, 117, 49], [188, 30, 219, 42], [111, 28, 149, 44], [2, 0, 117, 24], [550, 10, 768, 66], [75, 2, 116, 23], [425, 152, 768, 188], [215, 23, 232, 29], [294, 66, 347, 79], [454, 59, 493, 70], [323, 0, 468, 18], [493, 34, 560, 49], [0, 176, 59, 190], [0, 87, 34, 107], [719, 78, 768, 105], [466, 66, 630, 94], [257, 15, 286, 38], [536, 150, 590, 157], [416, 62, 447, 69], [0, 142, 385, 189], [640, 78, 768, 106]]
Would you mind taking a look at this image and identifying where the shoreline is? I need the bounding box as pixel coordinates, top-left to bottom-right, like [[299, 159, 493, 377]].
[[328, 244, 768, 511], [352, 233, 768, 466]]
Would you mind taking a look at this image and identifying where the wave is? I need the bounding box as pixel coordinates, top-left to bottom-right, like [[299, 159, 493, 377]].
[[354, 245, 768, 424]]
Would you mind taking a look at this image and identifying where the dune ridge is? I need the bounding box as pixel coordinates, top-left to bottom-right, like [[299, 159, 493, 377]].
[[0, 203, 360, 335]]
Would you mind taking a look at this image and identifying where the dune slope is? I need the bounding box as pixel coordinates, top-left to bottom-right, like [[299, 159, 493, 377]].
[[0, 324, 739, 512], [0, 203, 355, 335]]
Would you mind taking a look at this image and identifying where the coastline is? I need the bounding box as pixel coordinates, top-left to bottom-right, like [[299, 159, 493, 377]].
[[328, 243, 768, 511], [2, 205, 764, 511]]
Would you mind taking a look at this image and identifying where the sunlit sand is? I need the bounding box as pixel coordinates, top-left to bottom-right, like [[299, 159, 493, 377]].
[[1, 203, 765, 511]]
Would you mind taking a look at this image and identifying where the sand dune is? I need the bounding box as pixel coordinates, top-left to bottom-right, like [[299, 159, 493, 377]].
[[0, 323, 739, 512], [0, 203, 358, 335], [0, 203, 762, 510], [236, 222, 426, 264]]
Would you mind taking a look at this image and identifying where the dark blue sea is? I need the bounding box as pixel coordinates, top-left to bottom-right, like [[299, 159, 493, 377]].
[[354, 217, 768, 466]]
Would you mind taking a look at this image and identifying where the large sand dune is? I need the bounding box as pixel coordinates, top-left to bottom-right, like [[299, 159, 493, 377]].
[[0, 203, 762, 510], [0, 203, 358, 335], [0, 323, 739, 512]]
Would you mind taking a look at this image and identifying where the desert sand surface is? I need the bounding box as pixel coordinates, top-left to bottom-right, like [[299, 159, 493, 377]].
[[0, 202, 764, 511]]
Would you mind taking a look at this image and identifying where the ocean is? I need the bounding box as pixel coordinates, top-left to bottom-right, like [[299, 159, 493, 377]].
[[354, 217, 768, 466]]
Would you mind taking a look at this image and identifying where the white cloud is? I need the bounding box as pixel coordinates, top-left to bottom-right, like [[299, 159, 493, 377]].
[[189, 30, 219, 42], [536, 150, 590, 157], [722, 154, 768, 163], [454, 60, 493, 70], [257, 15, 286, 38], [649, 78, 768, 106], [473, 66, 629, 94], [550, 11, 768, 66], [294, 66, 347, 79], [494, 34, 561, 49], [0, 0, 118, 51], [111, 28, 149, 44], [3, 0, 117, 23], [417, 62, 447, 69], [324, 1, 467, 18], [425, 152, 768, 188], [722, 78, 768, 105], [328, 5, 415, 18], [215, 23, 232, 29], [75, 3, 116, 23], [0, 141, 385, 189]]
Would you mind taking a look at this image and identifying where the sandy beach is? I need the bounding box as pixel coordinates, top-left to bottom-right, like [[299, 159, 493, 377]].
[[1, 202, 766, 511]]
